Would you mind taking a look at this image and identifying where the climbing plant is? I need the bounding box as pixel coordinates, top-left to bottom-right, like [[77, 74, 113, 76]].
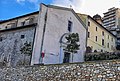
[[20, 41, 32, 56], [20, 41, 32, 65]]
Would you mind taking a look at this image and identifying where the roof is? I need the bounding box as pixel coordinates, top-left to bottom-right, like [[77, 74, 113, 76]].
[[77, 13, 116, 37], [0, 23, 37, 33], [93, 14, 101, 20], [42, 3, 87, 29], [88, 15, 116, 38], [0, 11, 39, 24], [0, 3, 87, 30]]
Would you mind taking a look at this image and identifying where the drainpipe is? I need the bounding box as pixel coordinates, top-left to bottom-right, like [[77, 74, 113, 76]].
[[39, 8, 48, 64]]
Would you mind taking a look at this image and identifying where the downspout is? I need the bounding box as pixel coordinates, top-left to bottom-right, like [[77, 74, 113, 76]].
[[39, 8, 48, 63]]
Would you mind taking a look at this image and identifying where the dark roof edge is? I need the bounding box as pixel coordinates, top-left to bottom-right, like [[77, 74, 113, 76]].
[[0, 11, 39, 24], [0, 23, 37, 32], [88, 15, 116, 38]]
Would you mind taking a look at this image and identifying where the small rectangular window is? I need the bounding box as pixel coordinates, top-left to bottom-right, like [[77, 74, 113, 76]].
[[88, 32, 90, 38], [107, 43, 109, 48], [111, 45, 113, 50], [88, 21, 90, 26], [21, 21, 25, 26], [96, 27, 97, 31], [11, 23, 16, 28], [95, 36, 97, 42], [112, 38, 113, 42], [5, 26, 7, 29], [68, 21, 72, 32], [102, 31, 104, 36], [108, 35, 109, 39], [0, 37, 3, 42], [21, 35, 25, 39], [102, 39, 104, 46]]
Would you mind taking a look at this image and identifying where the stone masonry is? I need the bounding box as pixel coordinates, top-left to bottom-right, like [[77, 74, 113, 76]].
[[0, 60, 120, 81], [0, 26, 35, 67]]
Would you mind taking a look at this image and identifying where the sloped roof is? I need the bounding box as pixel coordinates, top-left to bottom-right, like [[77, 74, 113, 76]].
[[77, 13, 116, 38], [0, 11, 39, 24], [41, 3, 87, 29], [88, 15, 116, 38]]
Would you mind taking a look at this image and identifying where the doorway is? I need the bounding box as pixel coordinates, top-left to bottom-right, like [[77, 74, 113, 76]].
[[63, 52, 70, 63]]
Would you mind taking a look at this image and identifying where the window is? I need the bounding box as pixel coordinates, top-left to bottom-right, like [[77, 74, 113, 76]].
[[88, 32, 90, 38], [101, 49, 103, 52], [21, 21, 25, 26], [102, 31, 104, 36], [112, 38, 113, 42], [107, 43, 109, 48], [11, 23, 16, 28], [102, 39, 104, 46], [108, 35, 109, 39], [5, 26, 7, 29], [88, 21, 90, 26], [96, 27, 97, 31], [111, 45, 113, 50], [0, 37, 2, 42], [95, 36, 97, 42], [21, 35, 25, 39], [68, 20, 72, 32], [29, 18, 34, 24]]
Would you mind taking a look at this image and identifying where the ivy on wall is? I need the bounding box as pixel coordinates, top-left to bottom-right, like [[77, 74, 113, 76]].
[[19, 41, 32, 65], [64, 33, 80, 62], [20, 41, 32, 56]]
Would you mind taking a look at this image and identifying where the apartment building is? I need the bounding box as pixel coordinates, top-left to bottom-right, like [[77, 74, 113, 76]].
[[78, 14, 116, 53], [103, 7, 120, 50]]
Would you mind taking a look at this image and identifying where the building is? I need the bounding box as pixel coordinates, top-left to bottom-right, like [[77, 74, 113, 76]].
[[78, 14, 116, 53], [0, 11, 39, 67], [103, 7, 120, 50], [0, 4, 87, 66], [31, 4, 87, 65]]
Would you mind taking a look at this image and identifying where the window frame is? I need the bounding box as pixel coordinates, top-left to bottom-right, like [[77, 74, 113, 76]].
[[68, 20, 73, 32], [95, 36, 97, 42], [102, 39, 104, 46], [21, 35, 25, 39]]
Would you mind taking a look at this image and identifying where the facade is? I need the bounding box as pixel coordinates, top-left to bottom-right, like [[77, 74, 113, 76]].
[[103, 7, 120, 49], [0, 12, 38, 67], [31, 4, 87, 65], [0, 4, 87, 66], [78, 14, 116, 53]]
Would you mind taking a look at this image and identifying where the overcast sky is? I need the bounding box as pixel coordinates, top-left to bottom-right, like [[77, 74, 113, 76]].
[[52, 0, 120, 17], [0, 0, 120, 20]]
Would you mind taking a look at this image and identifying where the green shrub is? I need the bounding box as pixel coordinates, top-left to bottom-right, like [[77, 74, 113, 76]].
[[85, 52, 120, 61]]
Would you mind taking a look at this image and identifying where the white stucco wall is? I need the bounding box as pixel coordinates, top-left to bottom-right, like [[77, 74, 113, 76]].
[[31, 4, 87, 65]]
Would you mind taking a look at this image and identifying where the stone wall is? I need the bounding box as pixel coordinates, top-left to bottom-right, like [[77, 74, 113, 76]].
[[0, 26, 35, 67], [0, 60, 120, 81]]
